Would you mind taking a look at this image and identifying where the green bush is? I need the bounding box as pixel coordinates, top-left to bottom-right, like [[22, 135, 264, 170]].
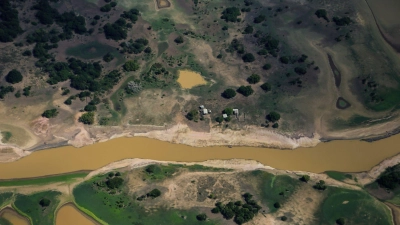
[[186, 109, 199, 121], [274, 202, 281, 208], [211, 207, 220, 213], [242, 53, 255, 62], [123, 60, 140, 71], [106, 177, 124, 189], [262, 64, 271, 70], [196, 213, 207, 221], [237, 86, 254, 97], [147, 189, 161, 198], [260, 82, 271, 92], [84, 104, 97, 112], [272, 123, 279, 128], [314, 180, 327, 190], [223, 108, 233, 116], [247, 74, 260, 84], [300, 175, 310, 183], [79, 112, 95, 125], [315, 9, 329, 22], [174, 36, 184, 44], [5, 69, 23, 84], [243, 25, 253, 34], [253, 15, 266, 23], [103, 52, 114, 62], [39, 198, 51, 207], [221, 7, 241, 22], [281, 216, 287, 221], [267, 111, 280, 122], [336, 218, 345, 225], [42, 109, 58, 118], [222, 88, 236, 99]]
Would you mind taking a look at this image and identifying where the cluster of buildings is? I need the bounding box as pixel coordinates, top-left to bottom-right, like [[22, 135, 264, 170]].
[[199, 105, 239, 118]]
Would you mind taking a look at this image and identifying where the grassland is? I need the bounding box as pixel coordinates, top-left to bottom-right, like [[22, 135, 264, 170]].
[[0, 193, 13, 207], [325, 171, 353, 182], [66, 41, 122, 61], [316, 188, 392, 225], [0, 172, 88, 187], [13, 191, 61, 225], [73, 175, 220, 225], [0, 218, 12, 225]]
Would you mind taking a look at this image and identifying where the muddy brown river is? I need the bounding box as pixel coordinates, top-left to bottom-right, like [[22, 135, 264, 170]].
[[1, 135, 400, 179], [177, 70, 207, 89]]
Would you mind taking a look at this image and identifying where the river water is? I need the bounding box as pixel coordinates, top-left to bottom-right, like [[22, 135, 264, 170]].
[[177, 70, 207, 89], [56, 204, 97, 225], [1, 135, 400, 179]]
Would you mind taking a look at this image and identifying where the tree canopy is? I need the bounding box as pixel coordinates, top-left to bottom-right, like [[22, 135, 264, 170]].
[[247, 74, 260, 84], [222, 88, 237, 99], [123, 60, 140, 71], [267, 111, 280, 122], [0, 0, 23, 42], [5, 69, 23, 84], [260, 82, 271, 92], [79, 112, 95, 125], [315, 9, 329, 22], [221, 7, 241, 22], [42, 109, 58, 118], [39, 198, 51, 207], [242, 53, 255, 63], [237, 86, 254, 97]]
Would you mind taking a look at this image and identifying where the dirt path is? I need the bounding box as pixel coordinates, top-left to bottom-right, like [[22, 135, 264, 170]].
[[385, 203, 400, 225]]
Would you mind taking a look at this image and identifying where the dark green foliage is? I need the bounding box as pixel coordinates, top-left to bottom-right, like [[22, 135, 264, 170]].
[[260, 82, 271, 92], [64, 96, 75, 105], [0, 86, 15, 99], [186, 109, 199, 121], [94, 15, 101, 20], [300, 175, 310, 182], [144, 47, 152, 53], [279, 56, 289, 64], [120, 8, 140, 23], [110, 2, 117, 7], [32, 0, 60, 25], [5, 69, 23, 84], [196, 214, 207, 221], [145, 164, 159, 174], [0, 0, 23, 42], [79, 112, 95, 124], [332, 17, 352, 26], [221, 7, 241, 22], [267, 111, 280, 122], [227, 39, 245, 54], [22, 50, 32, 56], [253, 15, 266, 23], [120, 38, 149, 54], [257, 35, 280, 56], [123, 60, 140, 71], [147, 189, 161, 198], [57, 12, 87, 35], [106, 177, 124, 189], [23, 86, 31, 97], [84, 104, 97, 112], [274, 202, 281, 208], [243, 25, 253, 34], [376, 164, 400, 189], [108, 172, 115, 177], [39, 198, 51, 207], [223, 108, 233, 116], [211, 207, 220, 213], [115, 172, 121, 176], [281, 216, 287, 221], [15, 90, 21, 98], [247, 74, 260, 84], [315, 9, 329, 22], [100, 4, 112, 12], [222, 25, 228, 31], [298, 54, 308, 63], [294, 67, 307, 75], [242, 53, 255, 62], [32, 43, 53, 59], [215, 116, 223, 123], [314, 180, 327, 190], [336, 218, 345, 225], [103, 18, 128, 41], [272, 123, 279, 128], [174, 36, 184, 44], [42, 109, 58, 118], [262, 64, 271, 70], [237, 86, 254, 97], [222, 88, 236, 99], [103, 52, 114, 62]]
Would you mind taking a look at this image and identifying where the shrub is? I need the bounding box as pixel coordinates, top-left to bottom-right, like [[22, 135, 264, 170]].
[[281, 216, 287, 221], [39, 198, 51, 207], [237, 86, 254, 97], [333, 16, 352, 26], [300, 175, 310, 183], [242, 53, 255, 62], [15, 91, 21, 98], [100, 4, 112, 12], [123, 60, 140, 71], [294, 67, 307, 75], [313, 180, 327, 190], [103, 52, 114, 62], [279, 56, 289, 64], [336, 218, 345, 225], [211, 207, 220, 213], [247, 74, 260, 84], [222, 88, 236, 99], [260, 82, 271, 92], [243, 25, 253, 34], [274, 202, 281, 208], [84, 104, 97, 112], [221, 7, 241, 22], [5, 69, 23, 84], [315, 9, 329, 22], [147, 189, 161, 198], [79, 112, 95, 125], [267, 111, 280, 122], [253, 15, 266, 23], [106, 177, 124, 189], [186, 110, 199, 121], [174, 36, 184, 44], [42, 109, 58, 118], [196, 213, 207, 221], [262, 64, 271, 70], [145, 164, 159, 174], [272, 123, 279, 128], [22, 50, 32, 56], [216, 116, 223, 123]]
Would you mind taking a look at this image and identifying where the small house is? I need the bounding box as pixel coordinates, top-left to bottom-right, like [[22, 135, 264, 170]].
[[203, 109, 208, 115], [199, 105, 204, 109], [223, 114, 228, 118], [233, 109, 239, 115]]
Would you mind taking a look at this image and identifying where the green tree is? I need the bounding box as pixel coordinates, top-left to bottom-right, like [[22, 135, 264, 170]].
[[196, 213, 207, 221], [336, 218, 345, 225], [222, 88, 236, 99], [315, 9, 329, 22], [247, 74, 260, 84], [260, 82, 271, 92], [5, 69, 23, 84], [224, 108, 233, 116], [103, 52, 114, 62], [106, 177, 124, 189], [279, 56, 289, 64], [242, 53, 255, 62], [123, 60, 140, 71], [281, 216, 287, 221], [294, 67, 307, 75], [221, 7, 241, 22], [262, 64, 271, 70], [216, 116, 223, 123], [211, 207, 220, 213], [174, 36, 184, 44], [253, 15, 266, 23], [79, 112, 95, 125], [237, 85, 254, 97], [42, 109, 58, 118], [274, 202, 281, 208], [186, 110, 199, 121], [147, 189, 161, 198], [313, 180, 327, 190], [267, 111, 281, 122], [39, 198, 51, 207], [243, 25, 253, 34], [272, 123, 279, 128], [15, 90, 21, 98], [300, 175, 310, 183], [84, 104, 97, 112]]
